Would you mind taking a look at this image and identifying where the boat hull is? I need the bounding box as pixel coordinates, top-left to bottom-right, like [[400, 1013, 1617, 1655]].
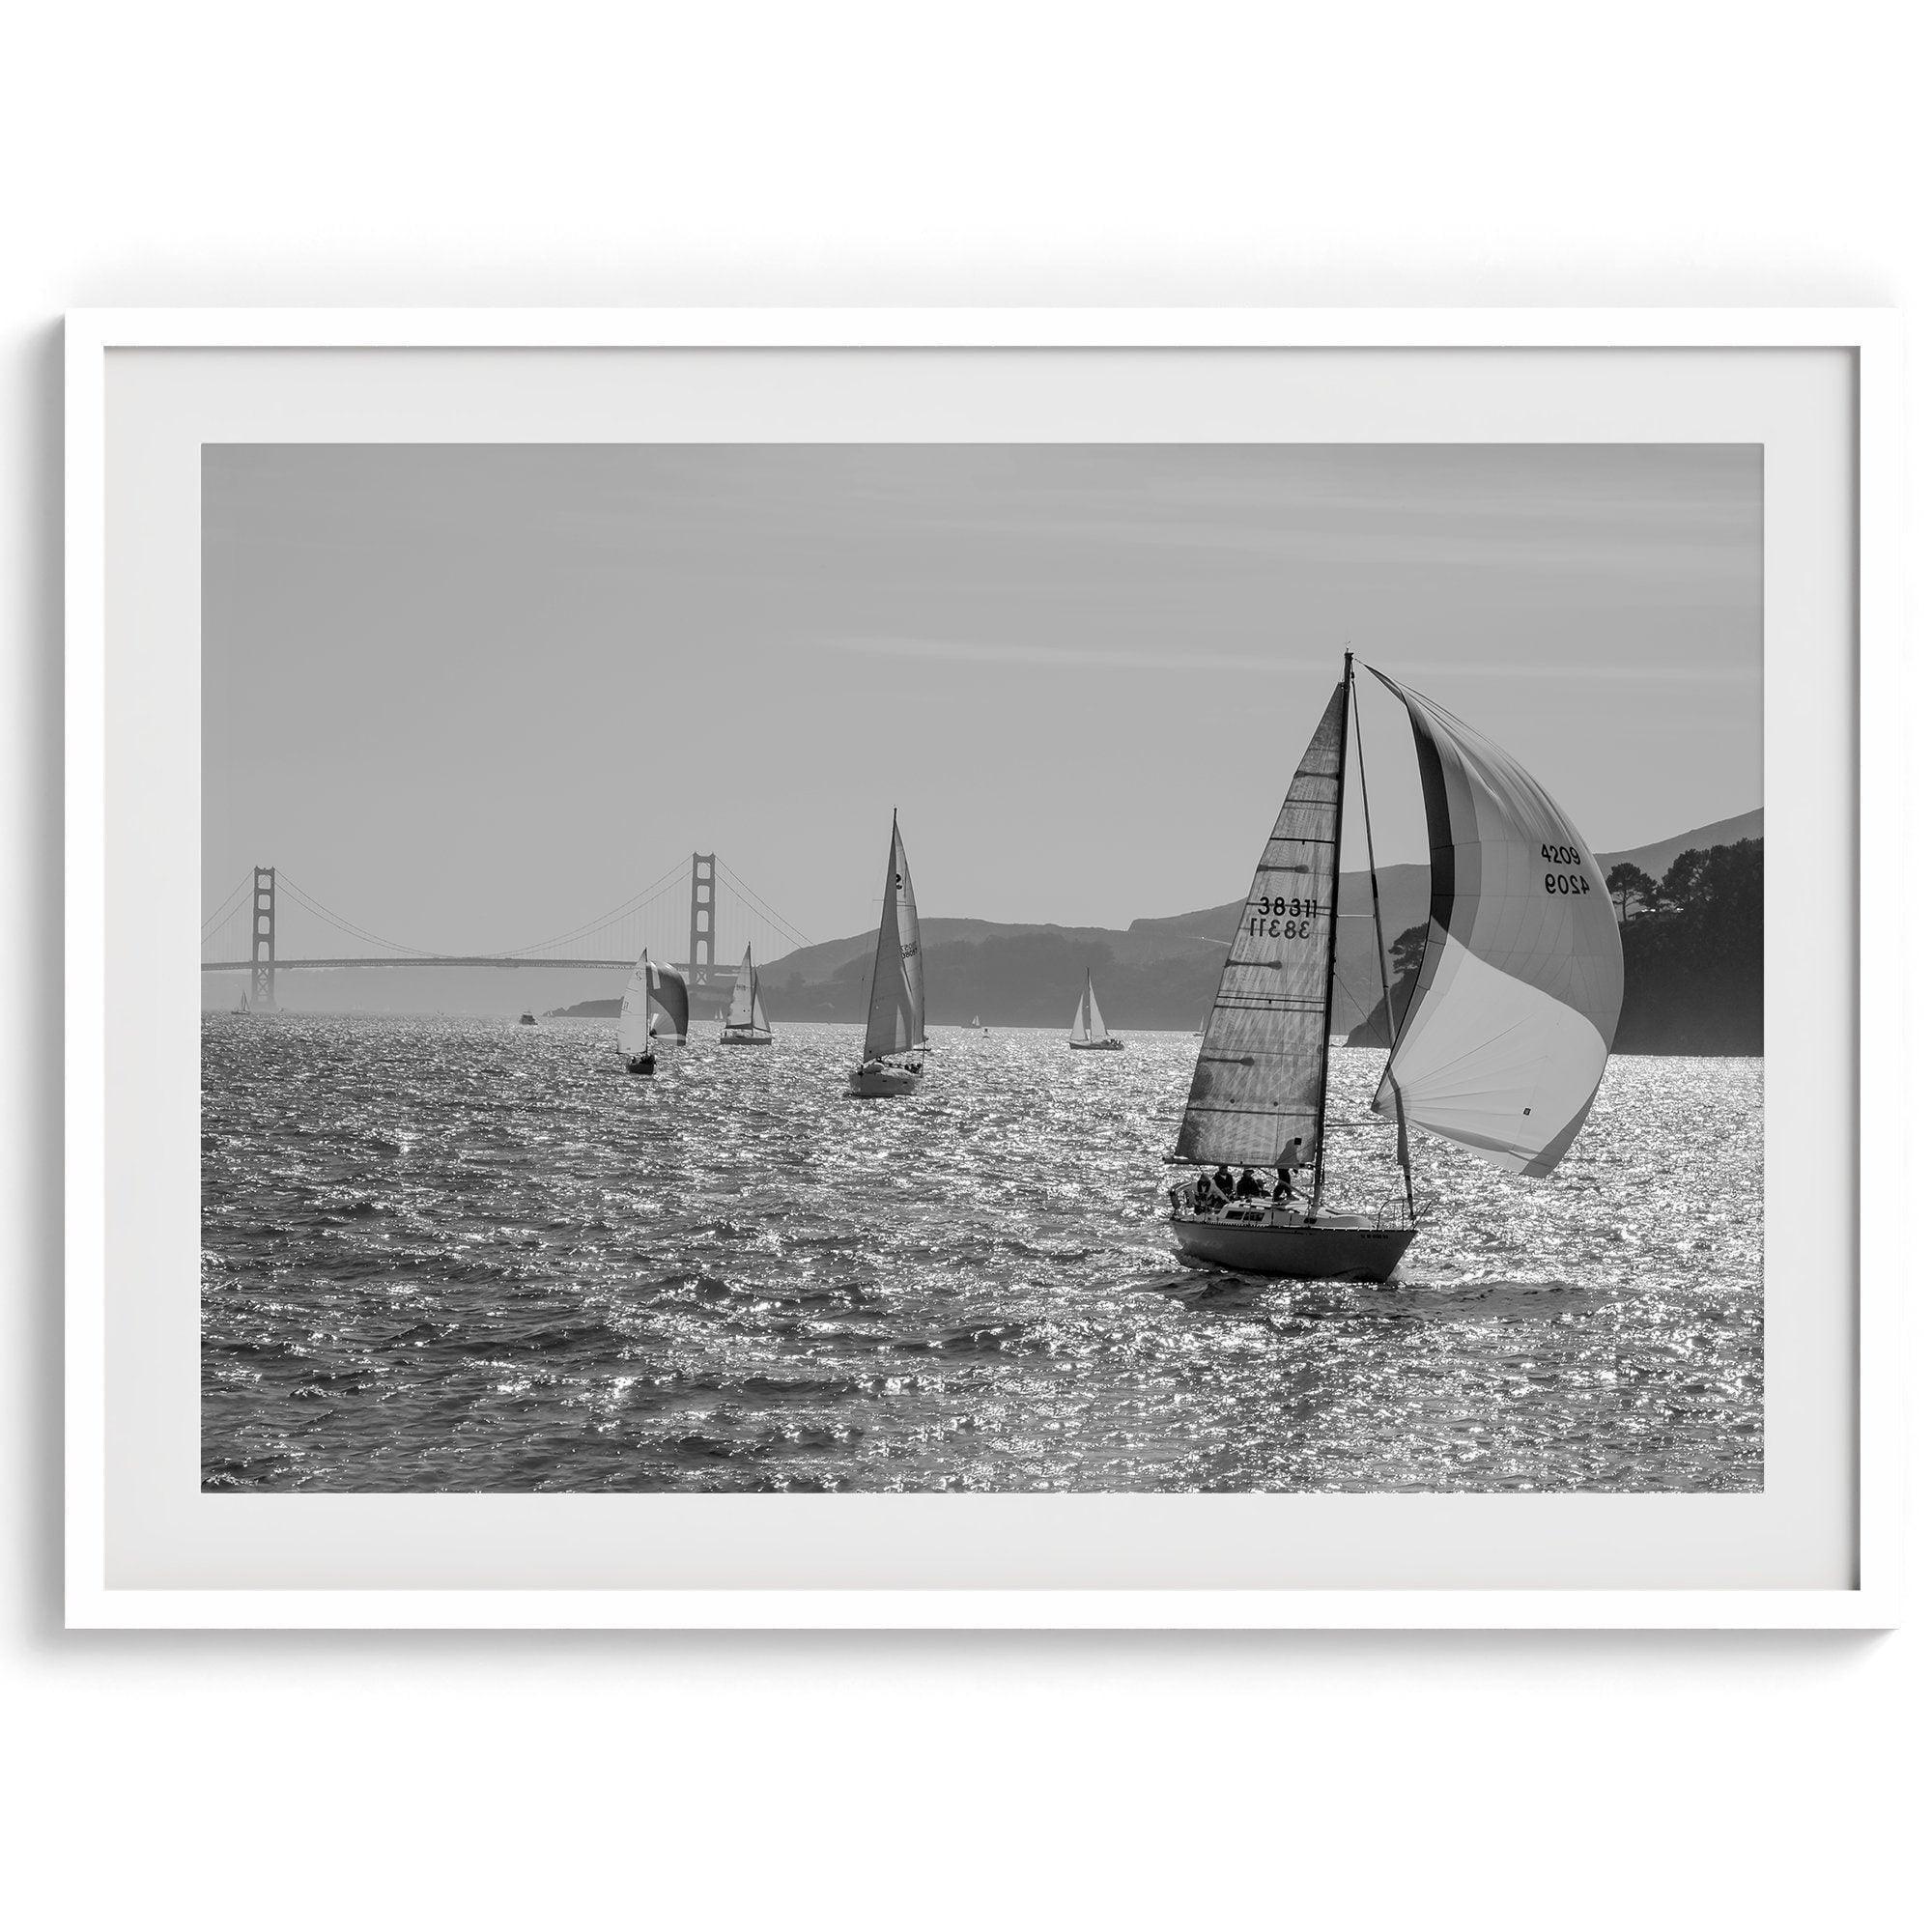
[[719, 1030, 773, 1046], [1170, 1214, 1413, 1283], [1069, 1038, 1124, 1051], [847, 1065, 921, 1098], [624, 1055, 656, 1076]]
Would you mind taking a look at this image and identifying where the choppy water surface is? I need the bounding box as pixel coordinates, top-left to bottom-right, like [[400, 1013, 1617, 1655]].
[[202, 1017, 1762, 1492]]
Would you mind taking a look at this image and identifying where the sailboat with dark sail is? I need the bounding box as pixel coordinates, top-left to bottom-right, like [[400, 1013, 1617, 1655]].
[[1167, 652, 1623, 1282], [719, 945, 773, 1045], [617, 948, 690, 1076], [847, 811, 925, 1097], [1067, 969, 1124, 1051]]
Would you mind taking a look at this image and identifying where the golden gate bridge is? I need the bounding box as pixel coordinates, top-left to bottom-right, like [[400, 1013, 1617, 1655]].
[[200, 853, 813, 1012]]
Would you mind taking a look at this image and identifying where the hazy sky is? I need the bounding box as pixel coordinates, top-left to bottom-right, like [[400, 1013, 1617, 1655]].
[[204, 443, 1760, 955]]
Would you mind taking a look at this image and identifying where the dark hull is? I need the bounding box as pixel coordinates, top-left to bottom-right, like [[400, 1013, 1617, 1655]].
[[1170, 1215, 1414, 1283], [624, 1056, 656, 1076], [719, 1030, 773, 1046], [847, 1065, 920, 1098], [1069, 1039, 1124, 1051]]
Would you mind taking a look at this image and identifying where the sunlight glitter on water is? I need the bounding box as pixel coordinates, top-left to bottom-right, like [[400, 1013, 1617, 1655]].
[[201, 1017, 1762, 1493]]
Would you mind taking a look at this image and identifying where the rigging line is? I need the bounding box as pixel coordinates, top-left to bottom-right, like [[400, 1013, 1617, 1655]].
[[1350, 657, 1416, 1223]]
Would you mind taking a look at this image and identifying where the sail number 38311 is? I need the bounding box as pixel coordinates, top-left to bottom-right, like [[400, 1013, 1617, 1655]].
[[1249, 895, 1321, 940]]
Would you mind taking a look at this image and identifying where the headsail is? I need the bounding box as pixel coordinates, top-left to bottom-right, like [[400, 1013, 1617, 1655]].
[[1174, 679, 1349, 1173], [726, 946, 756, 1028], [1366, 668, 1623, 1177], [618, 948, 689, 1056], [1070, 971, 1110, 1043], [860, 814, 923, 1060]]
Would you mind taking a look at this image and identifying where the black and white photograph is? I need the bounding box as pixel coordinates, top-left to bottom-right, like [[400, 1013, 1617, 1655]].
[[200, 441, 1764, 1495]]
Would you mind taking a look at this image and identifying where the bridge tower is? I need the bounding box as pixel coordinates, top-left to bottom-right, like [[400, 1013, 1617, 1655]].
[[687, 852, 716, 985], [249, 866, 277, 1011]]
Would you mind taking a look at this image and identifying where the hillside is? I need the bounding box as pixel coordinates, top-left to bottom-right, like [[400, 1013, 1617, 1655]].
[[754, 807, 1761, 1047]]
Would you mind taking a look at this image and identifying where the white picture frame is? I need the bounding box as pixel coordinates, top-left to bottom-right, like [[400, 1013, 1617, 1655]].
[[66, 308, 1903, 1630]]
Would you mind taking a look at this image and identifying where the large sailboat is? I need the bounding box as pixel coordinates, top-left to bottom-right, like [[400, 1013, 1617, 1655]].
[[617, 948, 690, 1076], [719, 945, 774, 1045], [1168, 652, 1624, 1282], [1068, 969, 1124, 1051], [847, 811, 925, 1097]]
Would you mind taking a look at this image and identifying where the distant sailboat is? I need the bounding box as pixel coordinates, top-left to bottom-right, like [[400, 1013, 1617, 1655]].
[[618, 948, 690, 1076], [519, 1011, 537, 1026], [1068, 969, 1124, 1052], [1167, 651, 1624, 1282], [720, 945, 774, 1045], [847, 811, 925, 1097]]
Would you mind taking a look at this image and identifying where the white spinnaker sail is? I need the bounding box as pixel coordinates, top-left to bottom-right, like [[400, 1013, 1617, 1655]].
[[1174, 679, 1349, 1172], [618, 949, 689, 1056], [860, 815, 923, 1060], [726, 946, 755, 1028], [1367, 668, 1624, 1177]]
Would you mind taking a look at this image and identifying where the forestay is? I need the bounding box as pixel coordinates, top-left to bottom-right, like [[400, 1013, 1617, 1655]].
[[1174, 678, 1348, 1173], [861, 815, 924, 1060], [1367, 668, 1623, 1176]]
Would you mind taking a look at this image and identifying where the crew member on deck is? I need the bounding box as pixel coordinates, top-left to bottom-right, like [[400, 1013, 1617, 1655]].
[[1235, 1167, 1264, 1200], [1211, 1164, 1235, 1202], [1273, 1136, 1306, 1204]]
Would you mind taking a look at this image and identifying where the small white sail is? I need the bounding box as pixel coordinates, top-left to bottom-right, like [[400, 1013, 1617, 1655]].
[[725, 946, 756, 1029], [860, 814, 923, 1060], [617, 950, 656, 1058], [1367, 668, 1624, 1177], [1069, 971, 1111, 1043]]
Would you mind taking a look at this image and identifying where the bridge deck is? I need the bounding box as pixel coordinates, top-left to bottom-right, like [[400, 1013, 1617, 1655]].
[[202, 957, 650, 973]]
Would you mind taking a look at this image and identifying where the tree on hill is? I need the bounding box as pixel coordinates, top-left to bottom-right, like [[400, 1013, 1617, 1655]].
[[1612, 838, 1761, 1052], [1345, 922, 1430, 1047], [1604, 862, 1657, 922]]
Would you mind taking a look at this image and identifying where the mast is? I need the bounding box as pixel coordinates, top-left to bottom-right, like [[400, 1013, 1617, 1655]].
[[1349, 657, 1417, 1222], [1309, 655, 1352, 1215]]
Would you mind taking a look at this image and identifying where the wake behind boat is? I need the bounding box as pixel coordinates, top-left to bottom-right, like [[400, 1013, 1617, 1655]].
[[719, 945, 773, 1045], [1167, 651, 1623, 1283], [848, 811, 925, 1097], [617, 948, 689, 1076], [1067, 969, 1124, 1051]]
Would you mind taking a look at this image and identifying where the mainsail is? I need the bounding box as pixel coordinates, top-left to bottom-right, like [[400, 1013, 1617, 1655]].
[[1366, 668, 1623, 1177], [860, 814, 923, 1060], [1070, 972, 1110, 1043], [1174, 678, 1349, 1173], [618, 948, 689, 1057]]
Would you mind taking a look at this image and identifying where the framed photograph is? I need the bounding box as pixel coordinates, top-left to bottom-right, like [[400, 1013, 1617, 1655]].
[[66, 309, 1901, 1629]]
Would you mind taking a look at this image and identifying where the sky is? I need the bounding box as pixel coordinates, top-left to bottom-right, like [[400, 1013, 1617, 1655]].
[[203, 442, 1761, 967]]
